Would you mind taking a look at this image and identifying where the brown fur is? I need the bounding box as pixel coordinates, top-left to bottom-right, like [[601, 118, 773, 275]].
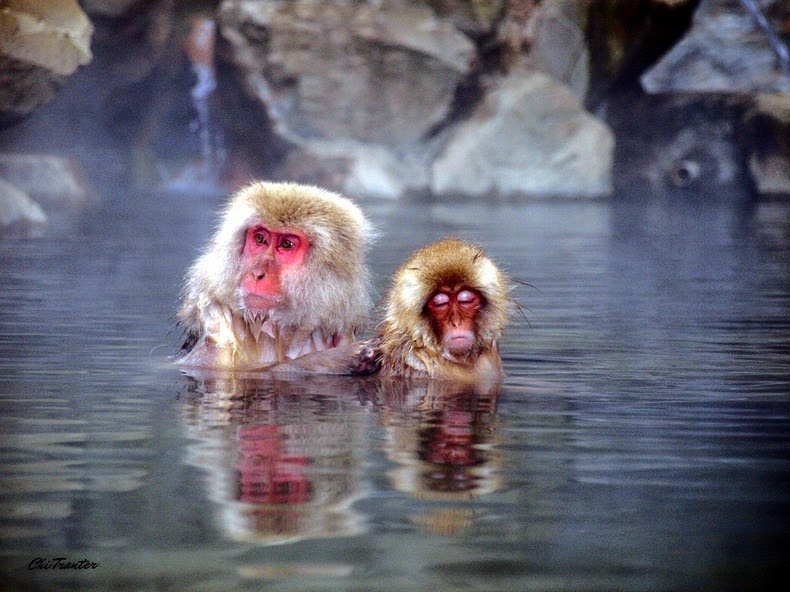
[[377, 239, 511, 381]]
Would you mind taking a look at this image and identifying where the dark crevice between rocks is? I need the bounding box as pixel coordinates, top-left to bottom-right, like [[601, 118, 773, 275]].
[[585, 0, 701, 110], [422, 16, 511, 142], [213, 28, 293, 182]]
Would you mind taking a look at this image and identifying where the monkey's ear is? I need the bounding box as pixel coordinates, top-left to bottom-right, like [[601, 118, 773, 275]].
[[263, 340, 382, 376]]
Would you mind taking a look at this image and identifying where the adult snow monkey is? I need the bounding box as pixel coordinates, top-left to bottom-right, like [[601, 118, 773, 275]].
[[176, 181, 375, 370]]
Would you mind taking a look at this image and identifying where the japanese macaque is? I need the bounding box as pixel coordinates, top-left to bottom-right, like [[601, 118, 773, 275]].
[[176, 181, 375, 369], [376, 239, 511, 381]]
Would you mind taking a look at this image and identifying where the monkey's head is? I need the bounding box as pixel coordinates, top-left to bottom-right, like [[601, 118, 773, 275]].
[[382, 239, 510, 363], [181, 181, 375, 334]]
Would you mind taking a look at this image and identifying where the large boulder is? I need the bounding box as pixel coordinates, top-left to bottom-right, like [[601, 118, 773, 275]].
[[610, 94, 752, 198], [0, 0, 93, 124], [0, 153, 90, 207], [218, 0, 475, 147], [431, 70, 614, 198], [278, 139, 431, 200], [529, 0, 589, 100], [642, 0, 790, 93]]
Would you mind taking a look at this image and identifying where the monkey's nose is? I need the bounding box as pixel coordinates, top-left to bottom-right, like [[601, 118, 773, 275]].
[[249, 264, 269, 281]]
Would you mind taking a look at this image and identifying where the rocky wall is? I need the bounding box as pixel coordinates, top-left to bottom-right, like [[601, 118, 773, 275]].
[[1, 0, 788, 235]]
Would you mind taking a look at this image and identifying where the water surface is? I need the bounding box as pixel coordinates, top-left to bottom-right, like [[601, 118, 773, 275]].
[[1, 189, 787, 591]]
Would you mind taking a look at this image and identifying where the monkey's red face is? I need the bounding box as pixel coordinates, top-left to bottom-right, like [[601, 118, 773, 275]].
[[240, 225, 309, 310], [427, 287, 482, 356]]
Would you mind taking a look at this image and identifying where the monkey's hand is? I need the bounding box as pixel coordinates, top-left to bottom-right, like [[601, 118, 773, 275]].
[[351, 340, 382, 376]]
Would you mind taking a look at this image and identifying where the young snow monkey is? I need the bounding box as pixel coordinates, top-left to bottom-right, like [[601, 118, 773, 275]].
[[175, 181, 375, 370], [268, 238, 513, 381], [375, 239, 512, 381]]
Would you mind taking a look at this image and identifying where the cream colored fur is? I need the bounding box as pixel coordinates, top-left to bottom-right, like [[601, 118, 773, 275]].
[[176, 181, 374, 369]]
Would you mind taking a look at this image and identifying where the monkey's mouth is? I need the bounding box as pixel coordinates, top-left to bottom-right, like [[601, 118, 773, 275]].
[[445, 334, 475, 356], [243, 294, 283, 311]]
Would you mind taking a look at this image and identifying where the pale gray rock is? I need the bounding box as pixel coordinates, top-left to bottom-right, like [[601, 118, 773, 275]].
[[642, 0, 790, 93], [530, 0, 589, 99], [431, 70, 614, 198], [746, 93, 790, 195], [0, 177, 47, 236], [280, 140, 431, 200], [427, 0, 505, 37], [0, 153, 90, 207]]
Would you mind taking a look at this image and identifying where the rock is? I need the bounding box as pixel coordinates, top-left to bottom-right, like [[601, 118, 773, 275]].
[[744, 94, 790, 195], [610, 94, 751, 198], [427, 0, 506, 37], [216, 1, 623, 200], [80, 0, 146, 18], [217, 0, 475, 147], [0, 177, 47, 236], [0, 153, 90, 207], [431, 70, 614, 198], [530, 0, 589, 99], [0, 0, 93, 123], [279, 140, 430, 200], [642, 0, 790, 93]]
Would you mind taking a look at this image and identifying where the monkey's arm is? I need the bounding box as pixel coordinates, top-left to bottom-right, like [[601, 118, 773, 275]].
[[259, 340, 382, 376]]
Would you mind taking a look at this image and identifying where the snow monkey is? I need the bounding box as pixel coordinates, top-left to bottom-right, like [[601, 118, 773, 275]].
[[175, 181, 375, 369], [375, 239, 512, 381], [269, 239, 512, 380]]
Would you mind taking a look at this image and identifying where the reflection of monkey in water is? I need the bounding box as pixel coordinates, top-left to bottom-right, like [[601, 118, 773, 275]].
[[236, 424, 311, 505], [178, 375, 371, 543], [380, 381, 502, 500]]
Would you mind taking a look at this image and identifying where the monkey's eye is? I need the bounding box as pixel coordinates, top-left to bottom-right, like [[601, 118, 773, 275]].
[[254, 233, 268, 245], [279, 238, 294, 250], [430, 293, 450, 307], [457, 290, 476, 303]]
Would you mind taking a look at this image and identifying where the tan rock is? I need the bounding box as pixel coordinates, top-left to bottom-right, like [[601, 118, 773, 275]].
[[0, 0, 92, 76], [0, 0, 93, 121]]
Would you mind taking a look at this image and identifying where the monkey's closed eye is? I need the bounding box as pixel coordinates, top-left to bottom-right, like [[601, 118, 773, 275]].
[[430, 293, 450, 307]]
